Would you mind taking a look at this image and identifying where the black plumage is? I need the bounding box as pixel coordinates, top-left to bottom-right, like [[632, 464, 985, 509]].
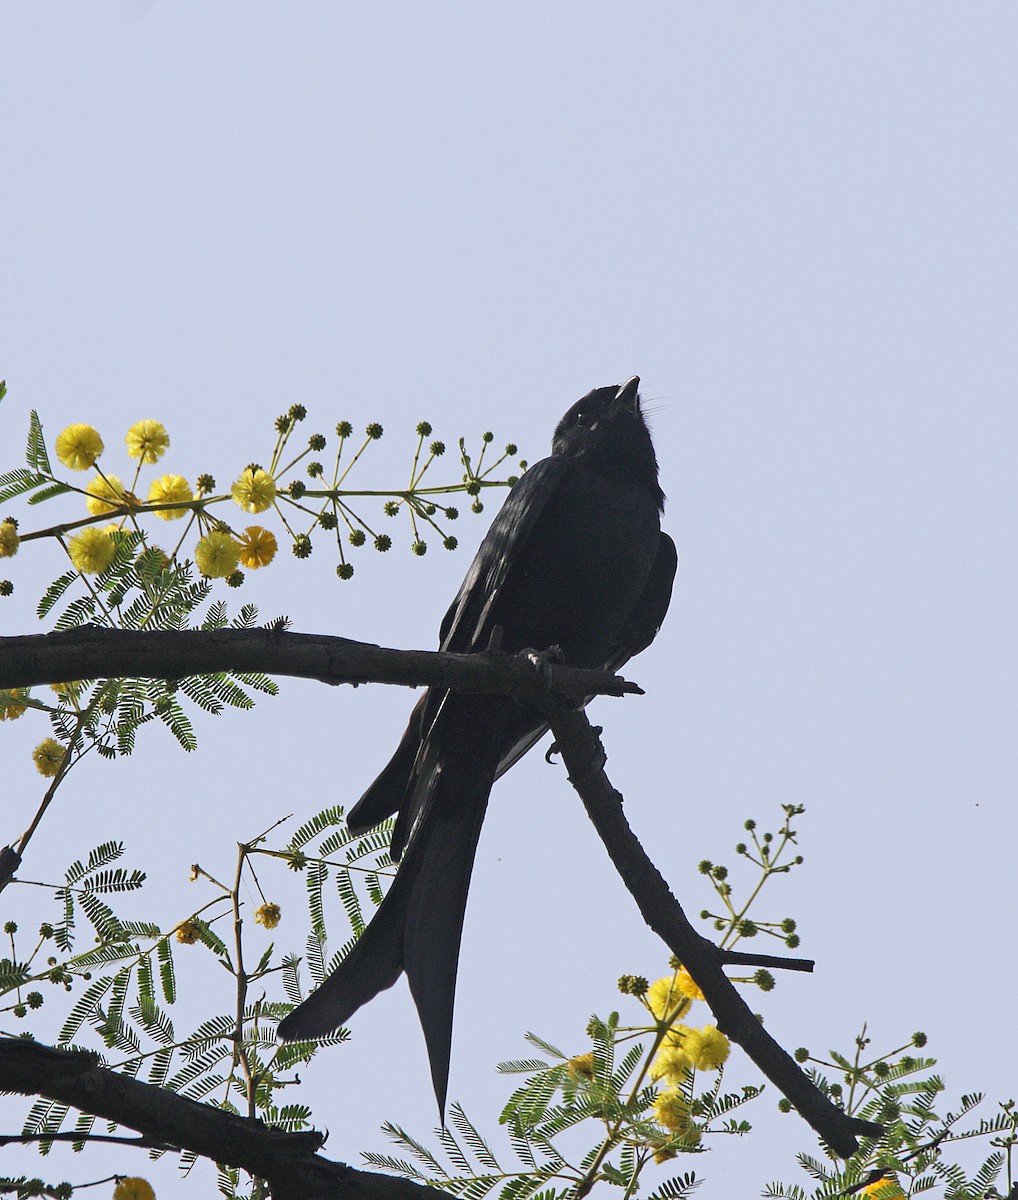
[[277, 377, 676, 1110]]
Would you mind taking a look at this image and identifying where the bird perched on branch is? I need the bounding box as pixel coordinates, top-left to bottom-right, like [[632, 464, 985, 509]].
[[278, 377, 676, 1110]]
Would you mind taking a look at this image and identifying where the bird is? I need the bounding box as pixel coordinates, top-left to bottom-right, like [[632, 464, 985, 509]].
[[277, 377, 677, 1111]]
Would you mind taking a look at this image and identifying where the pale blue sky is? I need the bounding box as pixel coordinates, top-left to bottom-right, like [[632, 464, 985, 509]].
[[2, 6, 1016, 1196]]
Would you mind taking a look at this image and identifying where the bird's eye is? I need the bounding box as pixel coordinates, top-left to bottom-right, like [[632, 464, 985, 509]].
[[574, 410, 587, 427]]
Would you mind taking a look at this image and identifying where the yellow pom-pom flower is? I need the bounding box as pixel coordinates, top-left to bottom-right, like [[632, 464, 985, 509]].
[[55, 423, 104, 470], [194, 530, 240, 578], [125, 420, 170, 464], [650, 1028, 694, 1083], [147, 474, 192, 520], [113, 1177, 156, 1200], [567, 1052, 595, 1080], [0, 689, 30, 721], [50, 681, 80, 699], [646, 976, 692, 1023], [175, 921, 200, 945], [0, 519, 18, 558], [675, 965, 705, 1001], [32, 738, 65, 777], [237, 525, 278, 569], [67, 527, 117, 575], [254, 902, 281, 929], [231, 466, 276, 514], [684, 1025, 730, 1071], [651, 1087, 701, 1144], [85, 473, 127, 516]]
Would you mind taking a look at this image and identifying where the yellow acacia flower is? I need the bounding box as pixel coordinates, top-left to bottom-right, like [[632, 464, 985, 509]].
[[113, 1177, 156, 1200], [0, 519, 18, 558], [675, 965, 705, 1001], [67, 527, 117, 575], [125, 419, 170, 463], [646, 976, 692, 1023], [684, 1025, 730, 1071], [32, 738, 65, 777], [651, 1087, 700, 1144], [194, 531, 239, 578], [55, 423, 104, 470], [50, 681, 80, 699], [175, 921, 200, 945], [237, 525, 278, 569], [147, 474, 192, 520], [567, 1052, 595, 1080], [650, 1028, 694, 1083], [0, 689, 30, 720], [254, 902, 281, 929], [85, 473, 127, 516], [231, 466, 276, 514]]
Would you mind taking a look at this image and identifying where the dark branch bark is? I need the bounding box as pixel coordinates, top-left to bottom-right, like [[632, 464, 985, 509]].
[[0, 626, 639, 703], [0, 1039, 441, 1200], [545, 708, 884, 1160]]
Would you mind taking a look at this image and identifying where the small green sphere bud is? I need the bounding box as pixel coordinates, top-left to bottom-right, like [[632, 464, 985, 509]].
[[336, 420, 353, 438], [443, 536, 458, 551], [349, 529, 366, 547], [445, 506, 458, 520], [794, 1047, 809, 1062], [506, 475, 519, 486], [196, 473, 216, 493], [336, 562, 354, 580], [3, 921, 16, 934], [383, 500, 399, 517], [778, 1098, 792, 1113], [471, 500, 483, 514], [307, 461, 324, 477], [873, 1060, 890, 1077], [912, 1031, 927, 1048], [785, 934, 800, 949], [754, 969, 775, 992], [226, 571, 245, 588], [293, 535, 313, 559], [505, 442, 517, 455], [465, 479, 481, 496], [13, 1004, 26, 1018], [738, 919, 757, 937], [714, 919, 726, 931], [482, 431, 493, 442], [309, 433, 326, 451], [289, 480, 306, 499], [0, 581, 12, 596], [27, 991, 43, 1009], [411, 540, 427, 556], [289, 404, 307, 421], [518, 459, 528, 469], [698, 860, 713, 875], [374, 534, 391, 552], [794, 855, 804, 865], [39, 923, 54, 939], [275, 415, 289, 432], [430, 440, 445, 456], [416, 421, 433, 437], [712, 865, 728, 880], [735, 842, 747, 855], [366, 422, 383, 439], [318, 511, 337, 530], [744, 819, 756, 831], [781, 918, 797, 933], [699, 909, 710, 920]]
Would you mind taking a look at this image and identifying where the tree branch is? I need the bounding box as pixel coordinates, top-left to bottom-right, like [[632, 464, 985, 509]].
[[0, 626, 639, 704], [545, 708, 883, 1160], [0, 1038, 441, 1200]]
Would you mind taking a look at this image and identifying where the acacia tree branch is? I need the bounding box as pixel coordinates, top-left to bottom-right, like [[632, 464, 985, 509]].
[[0, 1038, 441, 1200], [545, 707, 884, 1160], [0, 626, 639, 702]]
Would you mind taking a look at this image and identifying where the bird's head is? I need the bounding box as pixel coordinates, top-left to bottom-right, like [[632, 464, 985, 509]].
[[551, 377, 664, 510]]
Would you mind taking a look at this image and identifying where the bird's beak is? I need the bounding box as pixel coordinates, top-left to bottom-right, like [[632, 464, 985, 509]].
[[613, 376, 641, 415]]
